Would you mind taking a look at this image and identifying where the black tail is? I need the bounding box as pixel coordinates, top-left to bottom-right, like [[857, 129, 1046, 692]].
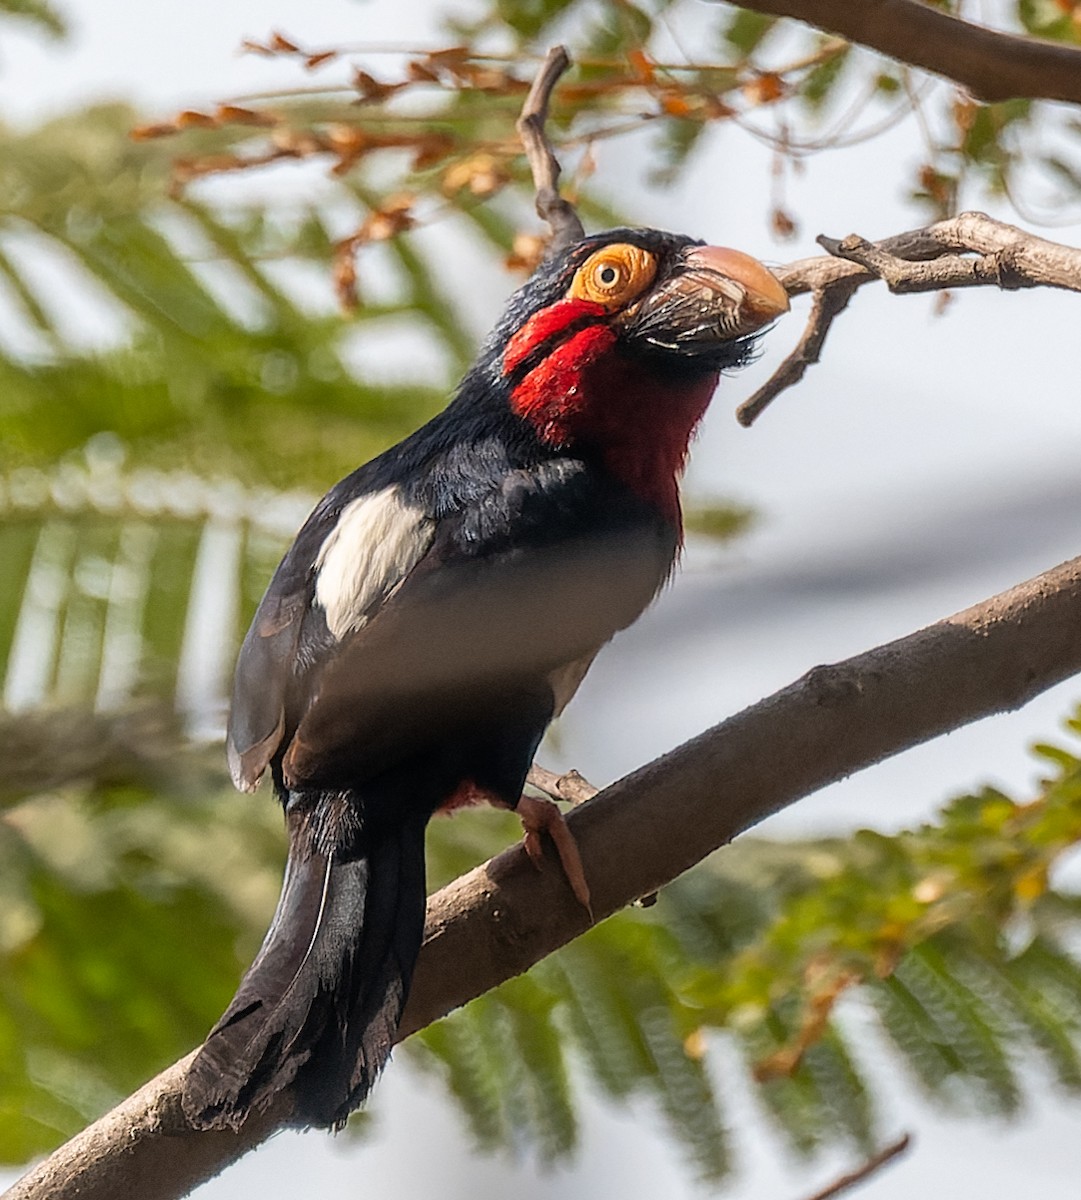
[[182, 791, 428, 1131]]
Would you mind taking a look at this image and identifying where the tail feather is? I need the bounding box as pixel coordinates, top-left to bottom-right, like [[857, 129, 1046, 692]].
[[182, 793, 427, 1131]]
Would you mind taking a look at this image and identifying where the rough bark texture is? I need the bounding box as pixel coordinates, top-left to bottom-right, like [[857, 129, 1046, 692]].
[[8, 553, 1081, 1200]]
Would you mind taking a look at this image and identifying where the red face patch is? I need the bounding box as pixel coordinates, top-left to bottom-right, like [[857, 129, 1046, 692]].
[[507, 323, 618, 445], [504, 300, 719, 530], [502, 298, 607, 375]]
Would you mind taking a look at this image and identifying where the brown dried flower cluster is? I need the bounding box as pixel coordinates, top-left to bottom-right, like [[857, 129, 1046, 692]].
[[131, 33, 817, 308]]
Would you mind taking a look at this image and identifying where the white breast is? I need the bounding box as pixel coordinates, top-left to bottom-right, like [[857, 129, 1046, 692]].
[[314, 485, 434, 639]]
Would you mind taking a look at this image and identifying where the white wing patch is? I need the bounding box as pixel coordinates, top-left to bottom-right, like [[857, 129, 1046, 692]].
[[314, 485, 434, 639], [548, 650, 600, 717]]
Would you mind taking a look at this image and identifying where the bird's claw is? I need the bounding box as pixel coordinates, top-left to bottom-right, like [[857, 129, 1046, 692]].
[[516, 793, 592, 918]]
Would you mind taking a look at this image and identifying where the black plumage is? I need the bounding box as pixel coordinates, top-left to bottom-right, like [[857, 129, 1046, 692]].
[[181, 227, 787, 1131]]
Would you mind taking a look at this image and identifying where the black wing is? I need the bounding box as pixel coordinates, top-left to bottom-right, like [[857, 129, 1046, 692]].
[[282, 458, 676, 789], [226, 465, 388, 792], [229, 448, 676, 794]]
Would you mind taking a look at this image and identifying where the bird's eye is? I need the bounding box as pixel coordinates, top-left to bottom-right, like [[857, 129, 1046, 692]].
[[568, 243, 658, 310]]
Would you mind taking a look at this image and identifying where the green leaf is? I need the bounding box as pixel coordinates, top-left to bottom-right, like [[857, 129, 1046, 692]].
[[802, 45, 851, 112], [1019, 0, 1081, 44], [723, 9, 777, 56], [802, 1025, 876, 1152], [0, 775, 282, 1161], [0, 0, 66, 39], [683, 498, 757, 542], [869, 974, 964, 1099], [894, 943, 1020, 1113], [492, 0, 578, 39]]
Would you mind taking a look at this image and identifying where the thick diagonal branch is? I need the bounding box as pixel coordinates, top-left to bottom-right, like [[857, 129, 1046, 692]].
[[731, 0, 1081, 105], [9, 552, 1081, 1200]]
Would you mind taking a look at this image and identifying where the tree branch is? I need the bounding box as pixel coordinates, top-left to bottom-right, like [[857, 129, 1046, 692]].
[[9, 552, 1081, 1200], [730, 0, 1081, 105], [516, 44, 585, 256], [737, 211, 1081, 424], [796, 1132, 912, 1200], [526, 763, 598, 806]]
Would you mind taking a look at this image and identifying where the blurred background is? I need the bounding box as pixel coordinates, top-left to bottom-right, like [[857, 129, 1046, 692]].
[[3, 0, 1081, 1196]]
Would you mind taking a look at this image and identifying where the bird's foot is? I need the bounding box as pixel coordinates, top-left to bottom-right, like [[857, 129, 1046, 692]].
[[516, 793, 592, 918]]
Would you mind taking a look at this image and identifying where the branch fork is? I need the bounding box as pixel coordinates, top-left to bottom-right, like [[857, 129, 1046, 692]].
[[737, 211, 1081, 425]]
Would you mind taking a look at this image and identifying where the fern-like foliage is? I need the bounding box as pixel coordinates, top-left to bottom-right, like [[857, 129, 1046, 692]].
[[8, 672, 1081, 1178], [0, 103, 471, 488], [0, 456, 312, 722], [412, 734, 1081, 1181]]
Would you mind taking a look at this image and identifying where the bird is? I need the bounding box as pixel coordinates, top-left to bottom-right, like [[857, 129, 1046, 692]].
[[181, 225, 788, 1132]]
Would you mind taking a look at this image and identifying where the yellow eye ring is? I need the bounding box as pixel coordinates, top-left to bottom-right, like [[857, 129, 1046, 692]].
[[568, 243, 658, 310]]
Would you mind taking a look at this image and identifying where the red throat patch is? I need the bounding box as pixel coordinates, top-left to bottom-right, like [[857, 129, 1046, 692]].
[[503, 298, 608, 374], [504, 302, 719, 530]]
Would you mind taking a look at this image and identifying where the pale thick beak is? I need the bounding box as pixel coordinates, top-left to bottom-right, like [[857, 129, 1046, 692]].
[[624, 243, 789, 356], [684, 245, 790, 326]]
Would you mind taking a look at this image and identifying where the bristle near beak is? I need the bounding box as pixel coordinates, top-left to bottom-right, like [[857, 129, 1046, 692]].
[[623, 243, 789, 357]]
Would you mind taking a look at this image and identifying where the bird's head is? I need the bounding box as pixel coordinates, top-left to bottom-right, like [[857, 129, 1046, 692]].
[[476, 227, 789, 523]]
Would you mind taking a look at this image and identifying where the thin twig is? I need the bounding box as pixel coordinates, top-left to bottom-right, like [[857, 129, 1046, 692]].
[[737, 211, 1081, 425], [516, 45, 585, 256], [737, 275, 860, 425], [796, 1133, 912, 1200], [527, 764, 599, 806]]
